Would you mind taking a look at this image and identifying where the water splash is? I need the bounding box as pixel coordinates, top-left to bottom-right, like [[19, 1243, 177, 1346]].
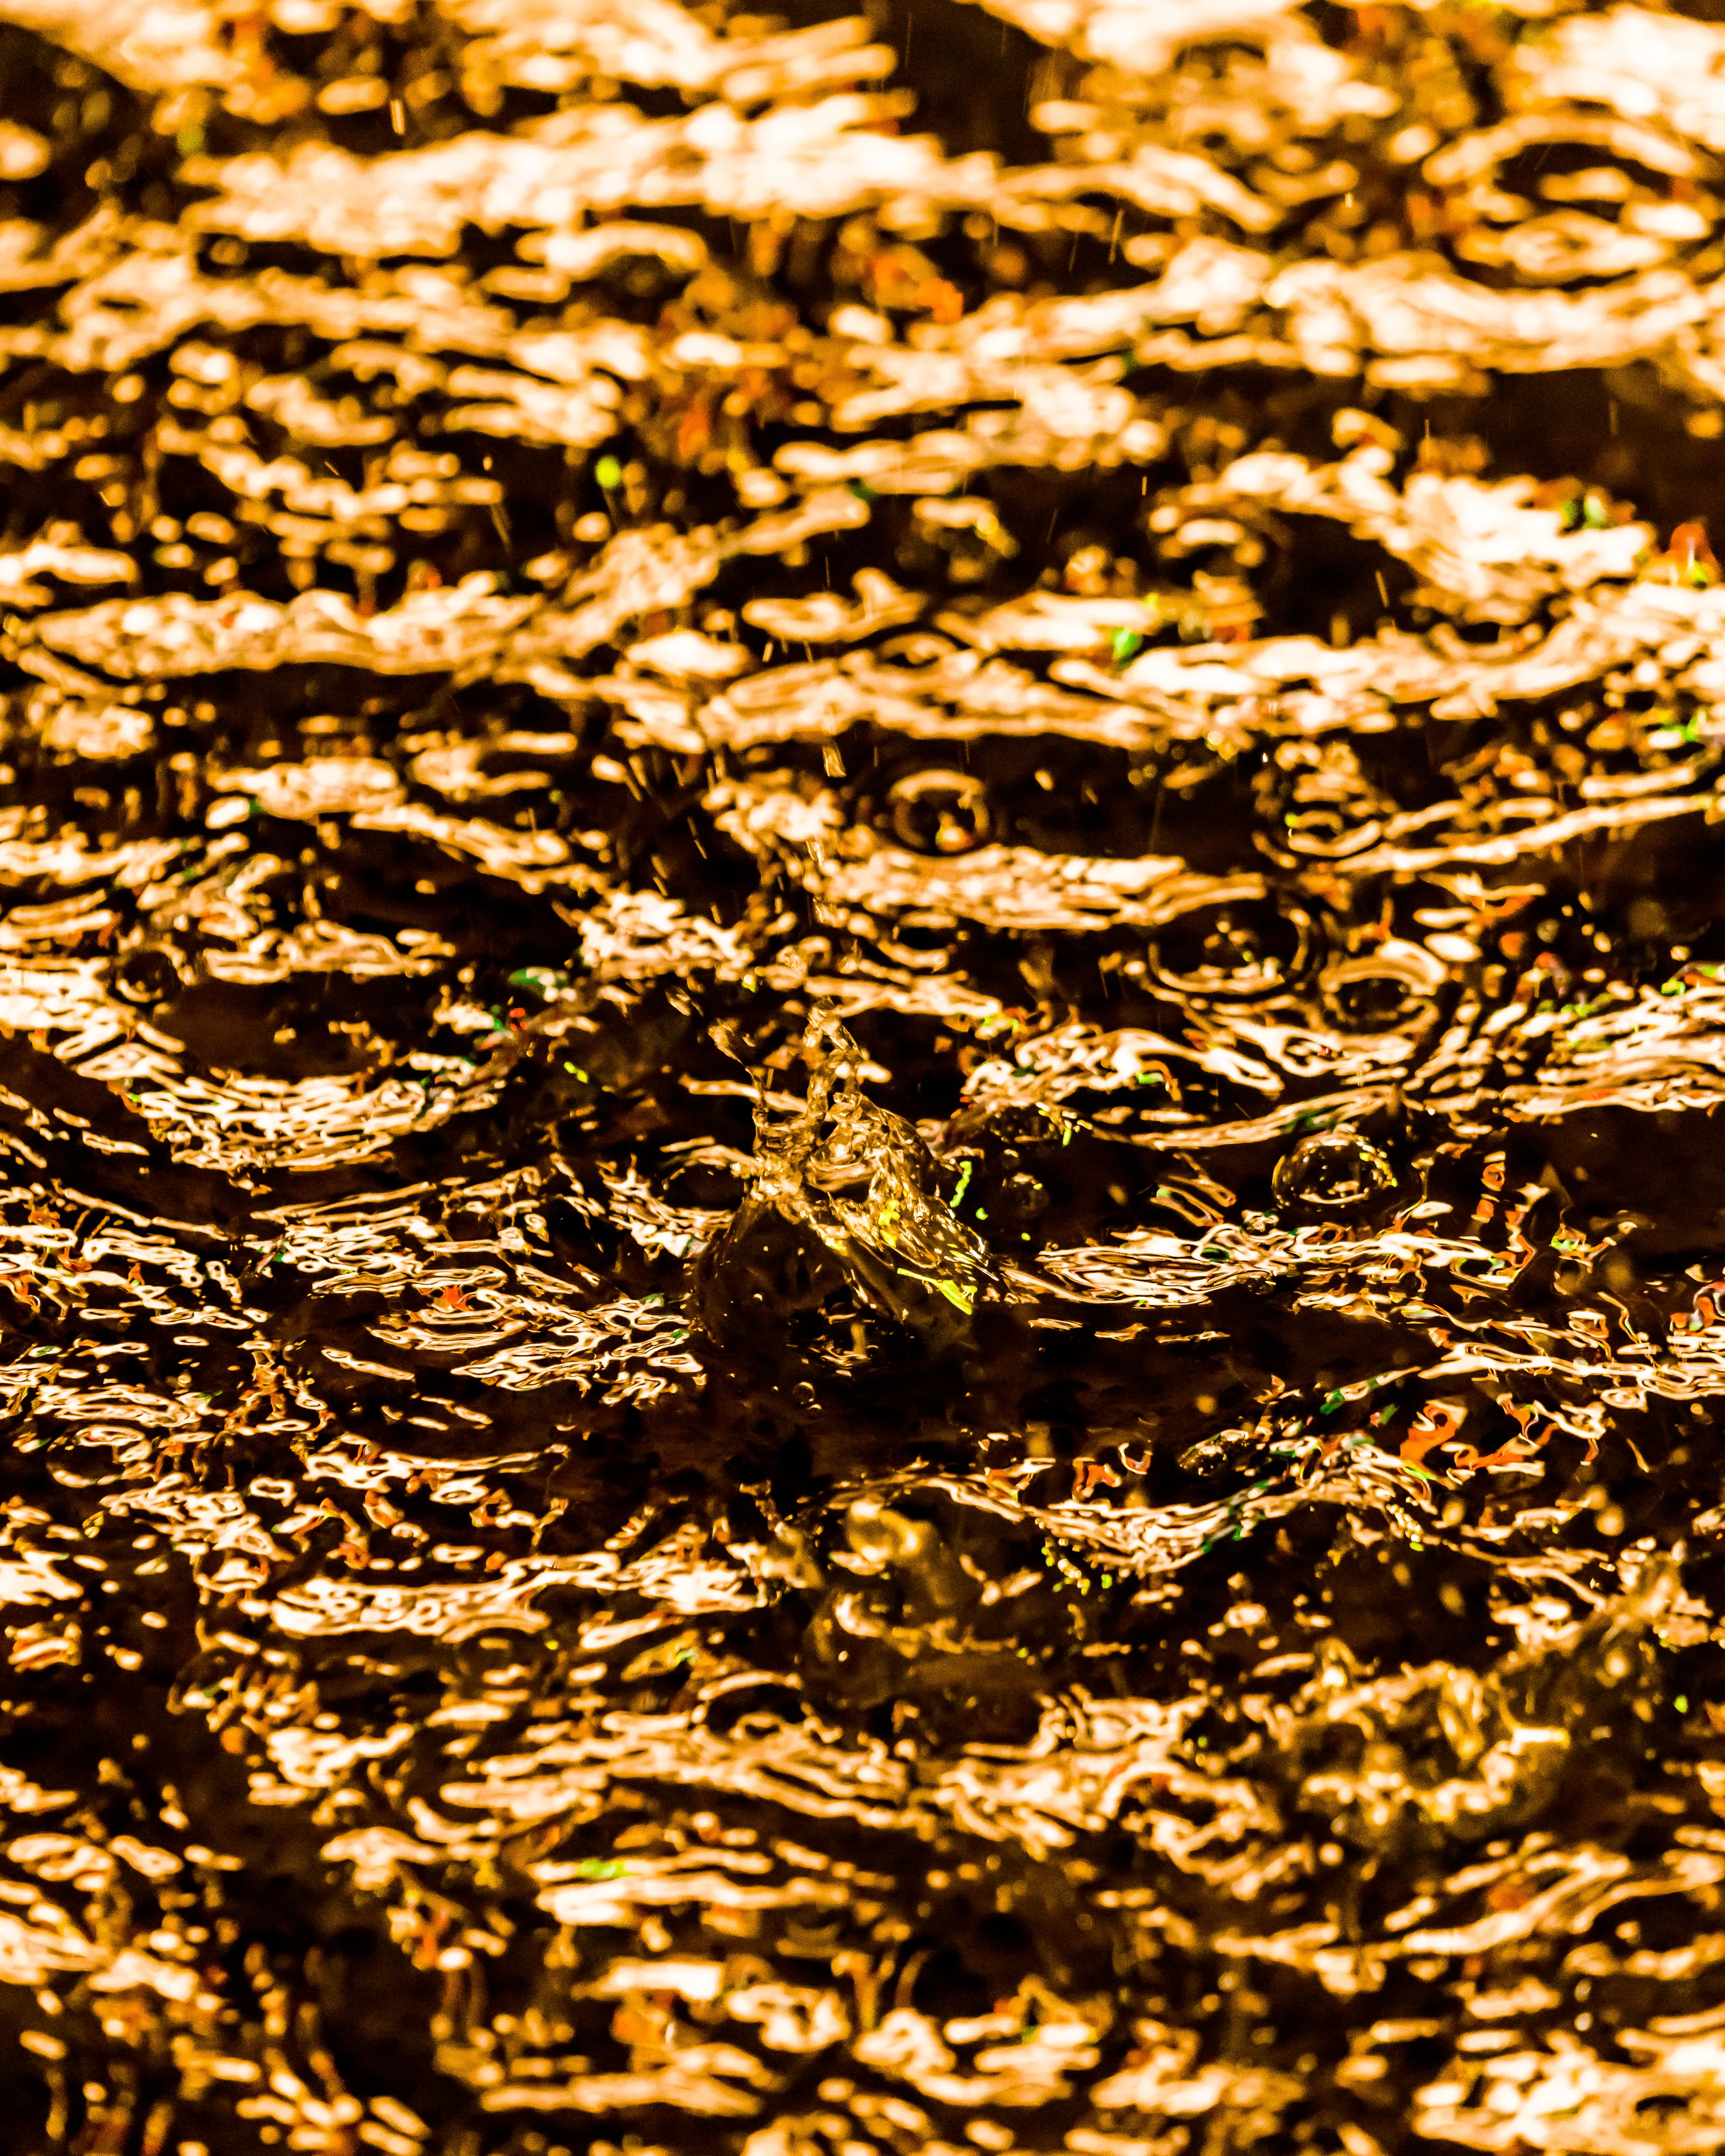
[[694, 1004, 997, 1347]]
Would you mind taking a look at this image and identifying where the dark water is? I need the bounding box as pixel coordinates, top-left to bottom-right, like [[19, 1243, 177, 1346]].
[[7, 3, 1725, 2152]]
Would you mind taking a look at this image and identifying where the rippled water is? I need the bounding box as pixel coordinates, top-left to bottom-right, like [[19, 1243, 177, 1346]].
[[9, 2, 1725, 2152]]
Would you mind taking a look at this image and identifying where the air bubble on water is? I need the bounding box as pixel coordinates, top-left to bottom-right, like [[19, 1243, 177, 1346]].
[[1271, 1130, 1397, 1211]]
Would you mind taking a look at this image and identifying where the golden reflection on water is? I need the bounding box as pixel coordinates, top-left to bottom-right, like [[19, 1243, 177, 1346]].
[[3, 1, 1725, 2152]]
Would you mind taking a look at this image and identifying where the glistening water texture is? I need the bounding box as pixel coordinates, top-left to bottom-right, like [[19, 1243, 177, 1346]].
[[10, 1, 1725, 2151]]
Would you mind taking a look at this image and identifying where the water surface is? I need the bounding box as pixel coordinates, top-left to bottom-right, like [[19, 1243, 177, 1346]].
[[4, 3, 1725, 2152]]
